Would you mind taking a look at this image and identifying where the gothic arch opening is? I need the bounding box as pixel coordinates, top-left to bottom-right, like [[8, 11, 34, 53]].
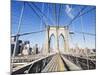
[[49, 34, 56, 53], [59, 34, 65, 52], [44, 26, 68, 54]]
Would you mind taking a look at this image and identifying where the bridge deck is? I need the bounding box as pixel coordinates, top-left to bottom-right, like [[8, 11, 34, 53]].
[[61, 55, 82, 70], [12, 53, 55, 72], [42, 54, 66, 72], [11, 53, 96, 75]]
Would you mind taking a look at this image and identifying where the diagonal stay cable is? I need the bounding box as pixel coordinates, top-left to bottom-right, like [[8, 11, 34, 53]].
[[26, 2, 47, 27], [67, 7, 95, 28], [12, 2, 25, 58], [11, 29, 46, 37], [74, 31, 96, 36], [68, 7, 96, 36], [68, 6, 86, 27], [78, 7, 95, 18], [31, 2, 54, 25]]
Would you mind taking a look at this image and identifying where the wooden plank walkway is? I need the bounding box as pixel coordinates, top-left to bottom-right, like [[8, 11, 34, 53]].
[[41, 54, 67, 72]]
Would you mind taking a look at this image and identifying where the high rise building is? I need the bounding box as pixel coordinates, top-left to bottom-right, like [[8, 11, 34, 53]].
[[22, 41, 30, 55], [11, 36, 23, 56]]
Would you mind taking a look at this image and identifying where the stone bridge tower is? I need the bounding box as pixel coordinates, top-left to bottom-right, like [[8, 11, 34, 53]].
[[43, 26, 69, 54]]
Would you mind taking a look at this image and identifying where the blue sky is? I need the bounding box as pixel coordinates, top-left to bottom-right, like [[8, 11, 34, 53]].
[[11, 0, 96, 49]]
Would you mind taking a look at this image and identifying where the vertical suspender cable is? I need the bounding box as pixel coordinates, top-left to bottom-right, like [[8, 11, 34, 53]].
[[70, 33, 81, 67], [27, 3, 47, 27], [80, 11, 89, 69], [48, 4, 55, 25], [31, 3, 53, 26], [41, 3, 44, 29], [53, 4, 57, 25], [57, 4, 62, 53], [68, 6, 86, 27], [12, 2, 25, 58], [58, 4, 62, 27]]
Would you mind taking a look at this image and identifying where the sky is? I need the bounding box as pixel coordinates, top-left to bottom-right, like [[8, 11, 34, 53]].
[[11, 0, 96, 50]]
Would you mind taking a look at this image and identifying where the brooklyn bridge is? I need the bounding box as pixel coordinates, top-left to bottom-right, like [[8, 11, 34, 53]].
[[11, 1, 96, 75]]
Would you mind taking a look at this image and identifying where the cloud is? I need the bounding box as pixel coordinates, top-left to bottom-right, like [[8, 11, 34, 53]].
[[65, 5, 74, 19]]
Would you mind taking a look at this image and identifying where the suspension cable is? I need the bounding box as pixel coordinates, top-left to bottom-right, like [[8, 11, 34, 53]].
[[78, 7, 95, 18], [68, 7, 96, 38], [31, 2, 54, 25], [41, 3, 44, 29], [11, 29, 46, 37], [48, 4, 55, 25], [54, 4, 57, 25], [69, 30, 82, 67], [12, 2, 25, 58], [58, 4, 62, 26], [67, 7, 95, 28], [68, 6, 86, 27], [26, 2, 47, 27], [74, 31, 96, 36], [80, 10, 89, 70]]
